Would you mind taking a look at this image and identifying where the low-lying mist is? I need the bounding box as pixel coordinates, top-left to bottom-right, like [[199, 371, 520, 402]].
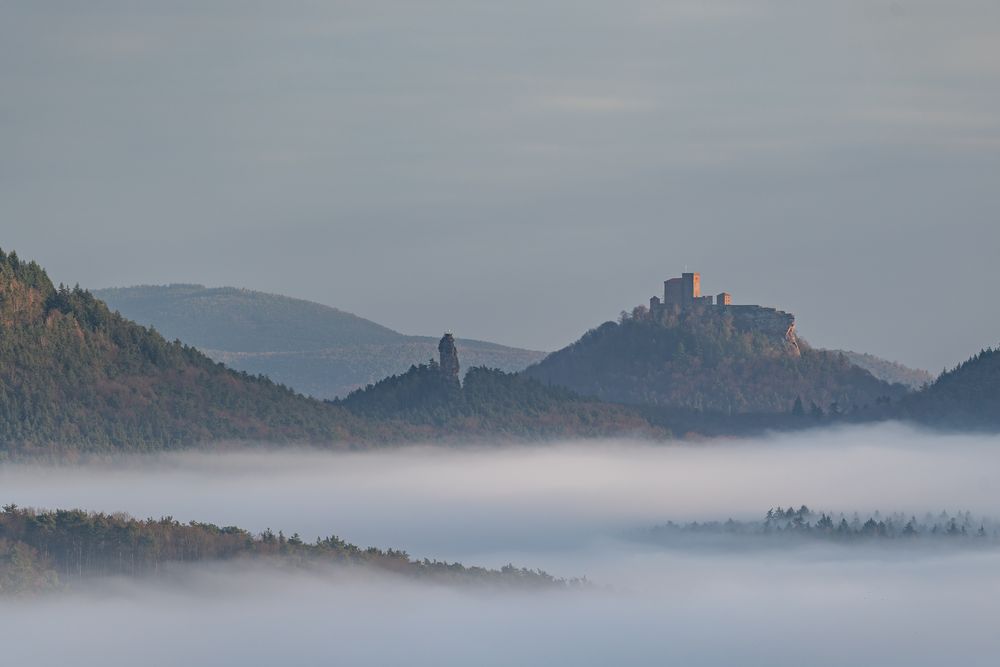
[[3, 422, 1000, 665], [1, 423, 997, 565], [5, 549, 1000, 667]]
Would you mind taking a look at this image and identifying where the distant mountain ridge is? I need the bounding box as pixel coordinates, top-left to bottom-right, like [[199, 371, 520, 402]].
[[94, 284, 545, 399], [826, 349, 933, 390]]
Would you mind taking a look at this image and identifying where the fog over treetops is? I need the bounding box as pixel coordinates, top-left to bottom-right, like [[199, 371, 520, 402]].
[[3, 424, 1000, 666]]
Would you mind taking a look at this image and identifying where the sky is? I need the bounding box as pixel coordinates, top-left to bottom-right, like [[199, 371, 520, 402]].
[[1, 1, 998, 371]]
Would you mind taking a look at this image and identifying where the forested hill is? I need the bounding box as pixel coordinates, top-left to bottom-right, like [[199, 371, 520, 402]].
[[523, 307, 910, 415], [0, 250, 659, 453], [901, 347, 1000, 429], [0, 250, 370, 454], [94, 285, 545, 399], [338, 361, 656, 439], [0, 505, 571, 594]]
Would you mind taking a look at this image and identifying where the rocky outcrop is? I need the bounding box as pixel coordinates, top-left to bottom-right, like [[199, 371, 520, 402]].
[[723, 305, 799, 356], [438, 333, 461, 385]]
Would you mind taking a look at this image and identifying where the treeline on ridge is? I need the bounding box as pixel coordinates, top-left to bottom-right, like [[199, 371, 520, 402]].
[[0, 504, 572, 595], [336, 360, 654, 438], [643, 505, 1000, 544]]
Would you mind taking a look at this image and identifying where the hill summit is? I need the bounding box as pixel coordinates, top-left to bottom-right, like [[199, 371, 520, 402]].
[[524, 271, 908, 414]]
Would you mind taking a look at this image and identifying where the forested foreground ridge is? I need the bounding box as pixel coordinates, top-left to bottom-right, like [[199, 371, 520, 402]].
[[524, 306, 910, 414], [0, 249, 375, 454], [0, 505, 574, 595]]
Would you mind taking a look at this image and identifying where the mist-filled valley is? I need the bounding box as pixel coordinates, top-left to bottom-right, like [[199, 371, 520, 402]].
[[4, 423, 1000, 666]]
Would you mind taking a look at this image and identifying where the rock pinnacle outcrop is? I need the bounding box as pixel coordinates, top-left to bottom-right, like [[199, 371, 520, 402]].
[[438, 332, 460, 385]]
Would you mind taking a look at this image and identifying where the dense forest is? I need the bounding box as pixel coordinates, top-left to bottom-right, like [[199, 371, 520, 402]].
[[900, 347, 1000, 429], [0, 249, 377, 455], [337, 361, 655, 438], [523, 307, 910, 414], [1, 248, 996, 452], [95, 284, 544, 399], [0, 249, 654, 454], [0, 504, 572, 595]]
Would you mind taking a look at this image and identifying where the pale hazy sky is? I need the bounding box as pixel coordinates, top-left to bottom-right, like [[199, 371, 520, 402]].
[[2, 1, 998, 371]]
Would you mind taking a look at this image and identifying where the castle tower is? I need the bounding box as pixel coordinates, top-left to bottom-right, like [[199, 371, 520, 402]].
[[664, 278, 685, 305], [665, 272, 700, 307], [438, 332, 460, 384], [682, 272, 700, 301]]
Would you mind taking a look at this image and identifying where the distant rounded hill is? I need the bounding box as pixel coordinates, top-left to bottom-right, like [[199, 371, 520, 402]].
[[93, 285, 546, 399], [825, 349, 933, 390]]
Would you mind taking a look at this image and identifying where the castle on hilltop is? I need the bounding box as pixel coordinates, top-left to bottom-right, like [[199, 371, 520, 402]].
[[649, 272, 731, 313], [647, 272, 800, 355]]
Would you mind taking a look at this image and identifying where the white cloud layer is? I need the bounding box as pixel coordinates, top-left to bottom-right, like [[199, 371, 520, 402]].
[[3, 424, 1000, 664]]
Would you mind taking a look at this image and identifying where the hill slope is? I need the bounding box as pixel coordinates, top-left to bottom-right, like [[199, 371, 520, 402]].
[[0, 250, 659, 453], [901, 347, 1000, 429], [0, 252, 368, 454], [94, 285, 545, 399], [524, 306, 909, 414]]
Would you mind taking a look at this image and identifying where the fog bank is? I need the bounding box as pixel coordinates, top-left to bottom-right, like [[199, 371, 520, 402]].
[[4, 423, 1000, 665], [1, 423, 997, 566], [4, 550, 1000, 667]]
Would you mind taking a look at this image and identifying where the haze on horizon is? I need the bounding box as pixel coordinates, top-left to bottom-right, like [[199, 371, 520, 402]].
[[2, 1, 998, 371]]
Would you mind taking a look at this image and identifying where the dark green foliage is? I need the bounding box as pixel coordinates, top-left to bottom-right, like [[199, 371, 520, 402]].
[[94, 285, 546, 399], [901, 347, 1000, 429], [0, 249, 662, 452], [338, 360, 463, 422], [0, 537, 58, 594], [0, 505, 571, 593], [0, 249, 368, 455], [524, 310, 908, 414], [338, 364, 656, 438]]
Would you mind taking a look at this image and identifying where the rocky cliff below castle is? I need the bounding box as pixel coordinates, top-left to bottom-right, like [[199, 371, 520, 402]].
[[653, 302, 800, 357]]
